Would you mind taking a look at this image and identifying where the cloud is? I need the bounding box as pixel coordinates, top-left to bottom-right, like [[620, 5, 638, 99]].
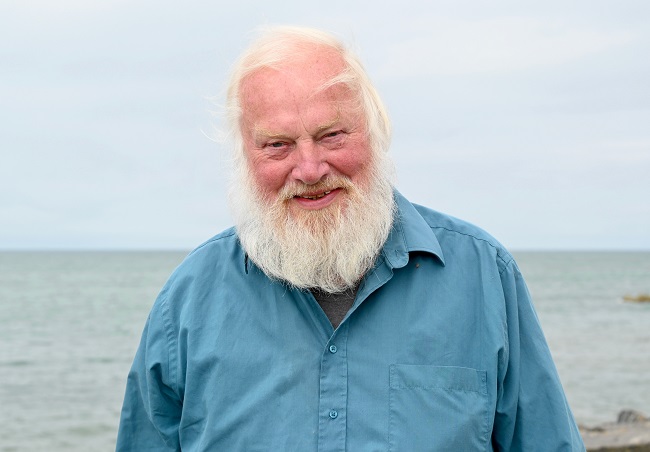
[[378, 16, 634, 77]]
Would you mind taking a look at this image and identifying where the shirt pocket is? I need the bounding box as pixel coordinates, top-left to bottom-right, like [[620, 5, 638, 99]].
[[388, 364, 489, 452]]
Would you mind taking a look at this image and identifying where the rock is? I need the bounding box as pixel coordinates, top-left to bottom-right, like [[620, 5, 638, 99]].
[[581, 410, 650, 452], [619, 410, 649, 424], [623, 294, 650, 303]]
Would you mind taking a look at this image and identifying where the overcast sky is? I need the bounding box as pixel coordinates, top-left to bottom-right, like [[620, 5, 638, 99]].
[[2, 0, 649, 250]]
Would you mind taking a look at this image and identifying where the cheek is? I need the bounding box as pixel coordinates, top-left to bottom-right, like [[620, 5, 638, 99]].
[[248, 158, 292, 197], [333, 143, 373, 183]]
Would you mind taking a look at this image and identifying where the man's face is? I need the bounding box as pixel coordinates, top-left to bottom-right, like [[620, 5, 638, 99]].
[[239, 50, 373, 219], [231, 47, 395, 292]]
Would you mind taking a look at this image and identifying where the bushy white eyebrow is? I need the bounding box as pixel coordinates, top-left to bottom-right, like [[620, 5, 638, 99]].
[[251, 111, 342, 141]]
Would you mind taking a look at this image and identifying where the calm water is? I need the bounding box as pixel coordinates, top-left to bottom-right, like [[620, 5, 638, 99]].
[[0, 251, 648, 451]]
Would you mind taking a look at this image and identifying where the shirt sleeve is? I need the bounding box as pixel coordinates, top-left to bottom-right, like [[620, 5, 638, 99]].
[[492, 260, 585, 451], [116, 295, 182, 452]]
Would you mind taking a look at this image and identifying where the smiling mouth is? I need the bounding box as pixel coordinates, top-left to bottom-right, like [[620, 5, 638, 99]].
[[296, 190, 332, 200]]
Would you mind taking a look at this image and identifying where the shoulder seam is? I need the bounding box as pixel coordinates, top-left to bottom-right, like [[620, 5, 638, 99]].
[[429, 225, 514, 271], [187, 229, 238, 257]]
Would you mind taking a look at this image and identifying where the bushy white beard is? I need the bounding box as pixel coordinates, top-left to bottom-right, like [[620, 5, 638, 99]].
[[230, 155, 396, 293]]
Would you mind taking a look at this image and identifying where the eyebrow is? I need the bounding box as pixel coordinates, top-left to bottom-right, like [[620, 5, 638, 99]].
[[252, 127, 286, 140], [314, 115, 340, 134], [252, 112, 342, 140]]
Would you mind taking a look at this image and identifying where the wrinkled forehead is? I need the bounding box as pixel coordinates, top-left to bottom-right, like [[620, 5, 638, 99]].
[[239, 48, 355, 111]]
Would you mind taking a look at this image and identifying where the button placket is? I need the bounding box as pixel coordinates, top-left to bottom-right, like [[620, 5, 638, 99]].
[[317, 324, 349, 452]]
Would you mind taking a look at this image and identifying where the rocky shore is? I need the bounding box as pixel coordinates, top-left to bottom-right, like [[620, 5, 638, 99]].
[[581, 410, 650, 452]]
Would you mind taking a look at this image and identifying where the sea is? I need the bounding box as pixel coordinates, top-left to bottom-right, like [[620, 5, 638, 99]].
[[0, 251, 648, 451]]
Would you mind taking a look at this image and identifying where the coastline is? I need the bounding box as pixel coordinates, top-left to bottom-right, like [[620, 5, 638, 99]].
[[581, 411, 650, 452]]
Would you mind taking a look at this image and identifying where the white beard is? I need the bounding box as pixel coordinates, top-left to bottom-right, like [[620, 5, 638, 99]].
[[230, 155, 396, 293]]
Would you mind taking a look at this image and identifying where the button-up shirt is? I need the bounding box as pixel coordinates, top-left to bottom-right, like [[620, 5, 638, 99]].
[[116, 191, 584, 451]]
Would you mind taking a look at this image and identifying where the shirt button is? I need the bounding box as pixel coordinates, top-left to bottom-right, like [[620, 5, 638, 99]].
[[329, 345, 337, 354], [329, 410, 338, 419]]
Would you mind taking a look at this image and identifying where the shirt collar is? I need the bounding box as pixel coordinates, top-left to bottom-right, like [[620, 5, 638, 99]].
[[381, 190, 446, 269]]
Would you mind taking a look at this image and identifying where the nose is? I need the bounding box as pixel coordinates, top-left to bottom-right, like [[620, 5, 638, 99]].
[[290, 141, 329, 185]]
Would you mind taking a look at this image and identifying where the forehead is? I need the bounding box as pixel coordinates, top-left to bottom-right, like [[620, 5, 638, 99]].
[[239, 49, 356, 120]]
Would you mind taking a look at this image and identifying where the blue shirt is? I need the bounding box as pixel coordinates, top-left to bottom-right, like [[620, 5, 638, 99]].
[[117, 191, 584, 451]]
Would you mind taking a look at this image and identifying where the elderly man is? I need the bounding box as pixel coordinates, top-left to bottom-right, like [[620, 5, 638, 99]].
[[117, 26, 584, 451]]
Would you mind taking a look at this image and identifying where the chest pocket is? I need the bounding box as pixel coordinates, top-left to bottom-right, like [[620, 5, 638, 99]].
[[388, 364, 489, 451]]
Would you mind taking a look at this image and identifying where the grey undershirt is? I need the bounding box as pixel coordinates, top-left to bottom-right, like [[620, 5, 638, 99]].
[[311, 285, 359, 329]]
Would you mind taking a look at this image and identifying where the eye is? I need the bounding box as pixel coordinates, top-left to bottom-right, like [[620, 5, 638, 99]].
[[319, 130, 347, 149], [320, 130, 346, 141], [266, 141, 287, 149]]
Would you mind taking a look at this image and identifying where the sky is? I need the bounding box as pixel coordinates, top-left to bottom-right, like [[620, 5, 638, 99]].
[[1, 0, 649, 250]]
